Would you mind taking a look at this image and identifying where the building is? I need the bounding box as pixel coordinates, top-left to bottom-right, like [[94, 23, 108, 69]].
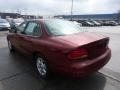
[[21, 15, 37, 19], [0, 12, 20, 19], [0, 12, 43, 19], [54, 13, 119, 21]]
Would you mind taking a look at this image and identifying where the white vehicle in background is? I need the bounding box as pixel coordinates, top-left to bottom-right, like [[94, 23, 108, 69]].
[[73, 21, 82, 26], [92, 21, 101, 26], [12, 18, 24, 26], [0, 19, 10, 31], [109, 21, 119, 26]]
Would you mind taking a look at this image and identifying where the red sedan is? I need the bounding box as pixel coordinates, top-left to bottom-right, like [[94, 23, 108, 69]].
[[7, 19, 111, 79]]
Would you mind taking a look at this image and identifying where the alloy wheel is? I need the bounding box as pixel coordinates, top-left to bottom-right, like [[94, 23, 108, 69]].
[[36, 57, 47, 76]]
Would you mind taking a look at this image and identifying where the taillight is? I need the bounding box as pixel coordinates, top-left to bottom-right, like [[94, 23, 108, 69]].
[[68, 49, 88, 60]]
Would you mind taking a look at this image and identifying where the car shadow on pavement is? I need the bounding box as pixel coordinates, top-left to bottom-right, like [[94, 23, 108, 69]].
[[0, 47, 106, 90], [33, 72, 107, 90]]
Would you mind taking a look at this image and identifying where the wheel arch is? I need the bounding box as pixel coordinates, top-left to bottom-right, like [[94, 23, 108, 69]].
[[32, 51, 47, 60]]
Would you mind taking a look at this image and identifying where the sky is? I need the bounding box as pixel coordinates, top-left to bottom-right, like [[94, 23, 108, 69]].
[[0, 0, 120, 15]]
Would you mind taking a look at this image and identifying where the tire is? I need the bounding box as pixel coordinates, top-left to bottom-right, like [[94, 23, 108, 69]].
[[35, 55, 51, 79], [8, 40, 15, 52]]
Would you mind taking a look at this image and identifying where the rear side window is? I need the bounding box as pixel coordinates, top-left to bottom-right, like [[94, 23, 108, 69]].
[[24, 22, 41, 36], [33, 24, 41, 36]]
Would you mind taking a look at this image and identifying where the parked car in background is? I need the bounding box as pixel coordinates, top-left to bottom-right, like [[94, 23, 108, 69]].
[[73, 21, 82, 26], [79, 21, 94, 26], [90, 21, 101, 26], [101, 21, 118, 26], [0, 19, 10, 31], [7, 18, 24, 29], [7, 19, 111, 79], [12, 18, 24, 26], [108, 21, 118, 26], [85, 21, 95, 26], [118, 22, 120, 25], [96, 21, 103, 25], [101, 21, 109, 26]]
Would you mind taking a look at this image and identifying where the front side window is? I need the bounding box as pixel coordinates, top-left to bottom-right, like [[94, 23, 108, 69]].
[[17, 22, 27, 33]]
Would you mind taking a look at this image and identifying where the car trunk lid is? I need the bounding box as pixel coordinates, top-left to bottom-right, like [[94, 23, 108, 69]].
[[81, 37, 109, 59], [51, 32, 109, 59]]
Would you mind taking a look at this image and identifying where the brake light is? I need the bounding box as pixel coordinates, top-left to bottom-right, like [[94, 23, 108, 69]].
[[68, 49, 88, 60]]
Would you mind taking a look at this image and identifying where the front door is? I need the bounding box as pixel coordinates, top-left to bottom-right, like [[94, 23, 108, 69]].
[[13, 22, 28, 51], [18, 21, 42, 55]]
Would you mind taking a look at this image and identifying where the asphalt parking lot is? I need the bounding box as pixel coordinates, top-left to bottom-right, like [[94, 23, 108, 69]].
[[0, 26, 120, 90]]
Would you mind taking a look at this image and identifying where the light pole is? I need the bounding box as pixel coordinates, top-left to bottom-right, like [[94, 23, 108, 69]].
[[71, 0, 73, 21]]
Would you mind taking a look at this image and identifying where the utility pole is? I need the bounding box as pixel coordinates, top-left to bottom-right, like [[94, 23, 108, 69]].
[[118, 10, 120, 22], [71, 0, 73, 21]]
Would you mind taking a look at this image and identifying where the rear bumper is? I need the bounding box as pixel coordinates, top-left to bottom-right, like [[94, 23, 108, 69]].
[[56, 48, 111, 77]]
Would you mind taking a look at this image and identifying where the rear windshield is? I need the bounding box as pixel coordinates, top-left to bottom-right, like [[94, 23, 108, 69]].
[[45, 19, 84, 36]]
